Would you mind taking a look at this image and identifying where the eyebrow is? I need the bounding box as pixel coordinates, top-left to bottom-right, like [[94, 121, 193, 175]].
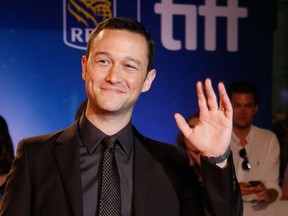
[[94, 51, 142, 67], [232, 102, 255, 106], [124, 56, 142, 67], [95, 51, 110, 57]]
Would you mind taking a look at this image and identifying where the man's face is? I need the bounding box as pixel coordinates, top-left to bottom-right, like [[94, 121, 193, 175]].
[[82, 29, 156, 116], [231, 93, 258, 130]]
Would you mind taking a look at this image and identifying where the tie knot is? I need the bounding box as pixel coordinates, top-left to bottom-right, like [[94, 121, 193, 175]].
[[102, 136, 117, 150]]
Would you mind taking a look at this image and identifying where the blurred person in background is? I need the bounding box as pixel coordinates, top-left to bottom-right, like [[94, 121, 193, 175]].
[[176, 113, 201, 182], [228, 81, 281, 204], [280, 128, 288, 200], [0, 116, 14, 208], [282, 164, 288, 199]]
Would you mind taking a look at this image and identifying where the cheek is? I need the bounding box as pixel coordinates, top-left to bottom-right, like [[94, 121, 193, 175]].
[[247, 110, 256, 118], [84, 73, 102, 94], [126, 76, 145, 91], [85, 80, 94, 96], [233, 108, 241, 115], [85, 69, 104, 83]]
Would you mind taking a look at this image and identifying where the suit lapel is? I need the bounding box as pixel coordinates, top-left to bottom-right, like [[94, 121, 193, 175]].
[[54, 121, 83, 216]]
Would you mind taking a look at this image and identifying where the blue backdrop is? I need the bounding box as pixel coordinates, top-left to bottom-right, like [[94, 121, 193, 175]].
[[0, 0, 274, 149]]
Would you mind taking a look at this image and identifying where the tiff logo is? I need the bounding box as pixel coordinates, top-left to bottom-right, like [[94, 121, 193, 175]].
[[154, 0, 248, 52]]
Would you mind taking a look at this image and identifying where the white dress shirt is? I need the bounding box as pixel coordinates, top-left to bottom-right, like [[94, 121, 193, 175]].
[[230, 125, 282, 200]]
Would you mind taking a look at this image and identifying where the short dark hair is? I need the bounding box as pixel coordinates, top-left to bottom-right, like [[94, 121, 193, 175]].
[[227, 81, 258, 104], [86, 17, 155, 72]]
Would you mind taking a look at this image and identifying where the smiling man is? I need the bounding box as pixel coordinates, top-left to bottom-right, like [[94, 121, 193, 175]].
[[0, 17, 242, 216]]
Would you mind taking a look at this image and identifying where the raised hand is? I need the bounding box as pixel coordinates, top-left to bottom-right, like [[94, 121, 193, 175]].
[[174, 78, 233, 158]]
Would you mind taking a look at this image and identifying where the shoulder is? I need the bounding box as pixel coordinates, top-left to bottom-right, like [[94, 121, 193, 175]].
[[133, 126, 189, 165], [17, 121, 78, 151], [251, 125, 278, 140], [251, 125, 280, 151], [20, 130, 62, 145]]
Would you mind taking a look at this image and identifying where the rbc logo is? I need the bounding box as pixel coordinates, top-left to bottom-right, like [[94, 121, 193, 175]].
[[63, 0, 115, 50]]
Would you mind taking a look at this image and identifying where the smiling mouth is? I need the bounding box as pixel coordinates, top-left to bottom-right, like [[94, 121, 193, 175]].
[[101, 87, 125, 94]]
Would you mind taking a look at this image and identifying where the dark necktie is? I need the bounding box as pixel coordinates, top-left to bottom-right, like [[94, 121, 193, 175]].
[[98, 136, 121, 216]]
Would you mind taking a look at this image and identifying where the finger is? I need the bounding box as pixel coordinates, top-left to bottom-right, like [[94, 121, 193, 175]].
[[174, 113, 191, 139], [259, 182, 266, 190], [218, 82, 233, 118], [240, 182, 251, 187], [204, 78, 218, 111], [196, 81, 208, 113], [255, 191, 267, 201]]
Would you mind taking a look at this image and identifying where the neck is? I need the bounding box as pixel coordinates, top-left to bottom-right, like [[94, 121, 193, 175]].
[[233, 125, 251, 147], [85, 108, 132, 135]]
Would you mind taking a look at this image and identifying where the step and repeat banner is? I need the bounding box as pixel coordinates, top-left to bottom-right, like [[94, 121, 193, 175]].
[[0, 0, 275, 146]]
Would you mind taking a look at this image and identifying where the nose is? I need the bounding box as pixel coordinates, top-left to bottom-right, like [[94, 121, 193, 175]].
[[105, 65, 123, 83], [239, 106, 246, 114]]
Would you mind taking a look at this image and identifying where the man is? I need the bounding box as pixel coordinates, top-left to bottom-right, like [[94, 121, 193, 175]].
[[0, 17, 242, 215], [228, 81, 281, 203]]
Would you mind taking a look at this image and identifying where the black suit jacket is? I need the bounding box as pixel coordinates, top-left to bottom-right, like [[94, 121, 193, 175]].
[[0, 120, 242, 216]]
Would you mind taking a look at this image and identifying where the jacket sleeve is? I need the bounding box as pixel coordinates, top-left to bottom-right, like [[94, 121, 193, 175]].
[[201, 154, 243, 216]]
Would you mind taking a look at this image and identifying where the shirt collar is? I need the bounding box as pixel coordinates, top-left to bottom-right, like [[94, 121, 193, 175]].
[[79, 114, 133, 156], [231, 124, 255, 146]]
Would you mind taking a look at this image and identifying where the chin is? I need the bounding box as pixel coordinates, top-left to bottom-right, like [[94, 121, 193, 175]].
[[235, 124, 251, 130]]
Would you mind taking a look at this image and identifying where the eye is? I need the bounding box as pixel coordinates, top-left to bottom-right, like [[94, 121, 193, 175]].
[[232, 103, 240, 108], [125, 63, 137, 69], [97, 59, 109, 65], [123, 61, 140, 71], [246, 104, 255, 109]]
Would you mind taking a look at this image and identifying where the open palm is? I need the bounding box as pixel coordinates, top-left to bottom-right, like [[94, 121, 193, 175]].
[[175, 79, 233, 157]]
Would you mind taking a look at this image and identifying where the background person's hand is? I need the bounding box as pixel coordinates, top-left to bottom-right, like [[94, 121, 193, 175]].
[[240, 182, 256, 196], [253, 182, 278, 203], [240, 181, 278, 203]]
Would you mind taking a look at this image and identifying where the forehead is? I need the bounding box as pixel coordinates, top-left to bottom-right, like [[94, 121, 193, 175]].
[[231, 93, 255, 103], [90, 29, 148, 55]]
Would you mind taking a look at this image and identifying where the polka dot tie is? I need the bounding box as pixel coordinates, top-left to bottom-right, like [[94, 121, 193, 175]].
[[98, 136, 121, 216]]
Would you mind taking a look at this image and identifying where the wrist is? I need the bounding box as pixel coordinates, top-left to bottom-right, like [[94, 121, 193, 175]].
[[201, 147, 231, 165]]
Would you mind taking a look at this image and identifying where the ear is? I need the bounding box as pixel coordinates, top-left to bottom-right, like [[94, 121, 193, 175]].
[[81, 55, 87, 80], [141, 69, 156, 92]]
